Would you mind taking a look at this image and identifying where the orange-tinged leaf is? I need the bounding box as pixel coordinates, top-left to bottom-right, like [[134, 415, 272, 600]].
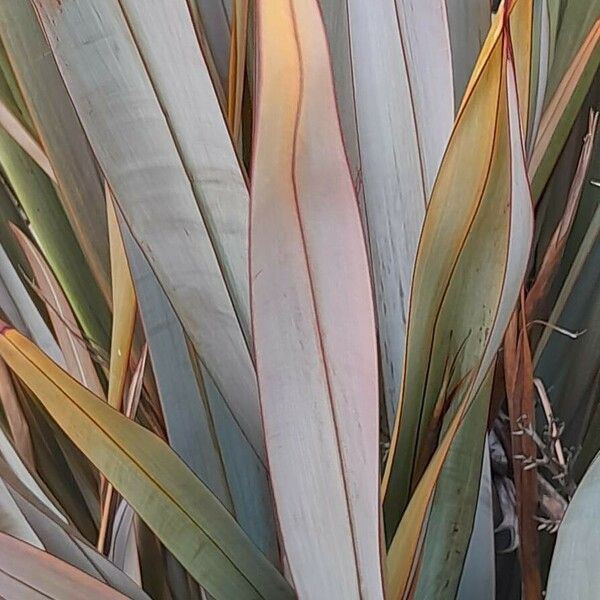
[[506, 295, 542, 600], [0, 97, 56, 183], [0, 325, 293, 598], [251, 0, 382, 597], [383, 28, 505, 534], [383, 17, 533, 589], [227, 0, 249, 147], [106, 184, 135, 413], [10, 224, 103, 397], [509, 0, 534, 132], [123, 343, 147, 420], [31, 0, 264, 464]]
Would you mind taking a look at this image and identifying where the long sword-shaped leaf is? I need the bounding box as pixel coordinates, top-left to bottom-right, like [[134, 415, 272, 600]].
[[32, 0, 263, 462], [446, 0, 491, 107], [456, 441, 495, 600], [0, 242, 63, 367], [382, 4, 534, 543], [320, 0, 455, 424], [122, 222, 279, 562], [0, 474, 42, 548], [0, 66, 109, 349], [252, 1, 382, 597], [0, 325, 292, 599], [106, 187, 135, 413], [413, 378, 491, 600], [188, 0, 232, 95], [0, 531, 130, 599], [0, 459, 150, 600], [530, 19, 600, 199], [527, 0, 551, 155], [0, 356, 34, 469], [10, 225, 102, 396], [544, 1, 600, 102], [0, 0, 111, 303], [0, 97, 55, 182]]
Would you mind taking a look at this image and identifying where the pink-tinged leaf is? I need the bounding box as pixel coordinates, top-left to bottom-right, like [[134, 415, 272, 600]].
[[0, 356, 35, 469], [10, 224, 103, 397], [251, 1, 383, 598], [0, 532, 130, 599], [123, 343, 148, 420]]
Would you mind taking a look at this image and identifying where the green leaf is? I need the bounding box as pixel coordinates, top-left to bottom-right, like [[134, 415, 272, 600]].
[[0, 61, 109, 350], [0, 0, 111, 303], [546, 450, 600, 599], [0, 326, 293, 599], [382, 7, 533, 541], [413, 387, 491, 599], [122, 222, 279, 563], [530, 19, 600, 200], [32, 0, 264, 462]]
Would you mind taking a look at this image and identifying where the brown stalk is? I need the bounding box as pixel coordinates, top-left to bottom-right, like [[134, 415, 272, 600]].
[[505, 291, 542, 599], [526, 110, 599, 320]]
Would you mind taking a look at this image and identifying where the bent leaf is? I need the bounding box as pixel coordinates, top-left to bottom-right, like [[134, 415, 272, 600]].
[[251, 0, 383, 597], [382, 4, 534, 549], [0, 325, 293, 600]]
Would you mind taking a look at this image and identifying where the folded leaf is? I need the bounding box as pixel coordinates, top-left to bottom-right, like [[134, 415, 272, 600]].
[[382, 3, 534, 547]]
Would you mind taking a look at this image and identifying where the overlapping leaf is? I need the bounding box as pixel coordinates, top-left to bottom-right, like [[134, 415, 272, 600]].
[[319, 0, 456, 424], [251, 0, 383, 597], [32, 0, 264, 463], [0, 325, 293, 599], [383, 7, 534, 592]]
